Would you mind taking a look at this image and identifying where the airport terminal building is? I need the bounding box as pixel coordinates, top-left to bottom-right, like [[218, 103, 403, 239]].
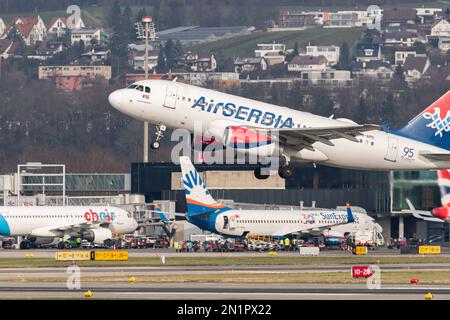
[[131, 161, 449, 244]]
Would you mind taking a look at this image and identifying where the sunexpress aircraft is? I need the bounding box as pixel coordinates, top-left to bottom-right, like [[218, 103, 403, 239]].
[[178, 156, 365, 238], [109, 80, 450, 179]]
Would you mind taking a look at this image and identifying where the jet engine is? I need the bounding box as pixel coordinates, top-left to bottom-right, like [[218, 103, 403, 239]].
[[432, 206, 450, 220], [223, 126, 278, 157], [82, 228, 113, 244]]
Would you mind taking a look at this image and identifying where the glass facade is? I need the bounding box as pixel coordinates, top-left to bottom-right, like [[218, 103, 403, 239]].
[[392, 171, 440, 211], [21, 174, 130, 193]]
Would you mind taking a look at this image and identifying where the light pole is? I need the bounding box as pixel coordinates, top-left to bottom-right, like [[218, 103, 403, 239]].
[[142, 16, 152, 163]]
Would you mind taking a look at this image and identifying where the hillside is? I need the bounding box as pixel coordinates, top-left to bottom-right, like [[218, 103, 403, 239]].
[[187, 27, 363, 59]]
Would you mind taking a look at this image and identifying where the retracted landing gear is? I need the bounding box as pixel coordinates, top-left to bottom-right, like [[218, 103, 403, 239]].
[[151, 124, 166, 150]]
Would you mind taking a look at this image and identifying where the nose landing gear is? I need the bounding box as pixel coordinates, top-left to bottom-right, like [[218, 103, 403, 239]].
[[151, 124, 166, 150]]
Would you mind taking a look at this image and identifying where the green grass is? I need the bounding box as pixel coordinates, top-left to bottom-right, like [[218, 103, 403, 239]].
[[1, 255, 450, 268], [6, 271, 450, 285], [187, 28, 363, 59]]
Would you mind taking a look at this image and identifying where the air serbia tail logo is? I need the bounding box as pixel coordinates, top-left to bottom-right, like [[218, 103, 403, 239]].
[[423, 107, 450, 138]]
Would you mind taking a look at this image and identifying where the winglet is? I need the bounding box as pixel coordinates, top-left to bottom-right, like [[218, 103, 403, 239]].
[[346, 202, 355, 223], [154, 204, 172, 224]]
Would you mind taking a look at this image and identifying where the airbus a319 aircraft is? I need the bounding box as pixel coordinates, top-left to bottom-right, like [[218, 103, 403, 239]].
[[109, 80, 450, 179], [0, 206, 138, 249], [177, 156, 359, 238]]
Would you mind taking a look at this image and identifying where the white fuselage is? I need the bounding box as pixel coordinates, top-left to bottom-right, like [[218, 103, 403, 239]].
[[194, 208, 367, 237], [0, 206, 138, 237], [109, 80, 450, 170]]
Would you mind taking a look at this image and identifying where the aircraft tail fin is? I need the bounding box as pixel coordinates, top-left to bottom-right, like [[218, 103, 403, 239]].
[[179, 156, 226, 217], [437, 170, 450, 206], [396, 91, 450, 150], [346, 202, 355, 223]]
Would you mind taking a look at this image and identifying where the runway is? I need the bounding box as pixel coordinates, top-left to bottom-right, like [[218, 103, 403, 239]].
[[0, 282, 447, 300]]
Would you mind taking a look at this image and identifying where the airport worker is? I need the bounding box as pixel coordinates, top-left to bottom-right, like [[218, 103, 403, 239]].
[[284, 237, 290, 250], [174, 241, 179, 252], [188, 241, 193, 252], [76, 237, 81, 248]]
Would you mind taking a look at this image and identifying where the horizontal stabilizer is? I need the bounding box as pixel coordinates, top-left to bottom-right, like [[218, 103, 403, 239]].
[[420, 152, 450, 161], [405, 198, 445, 222]]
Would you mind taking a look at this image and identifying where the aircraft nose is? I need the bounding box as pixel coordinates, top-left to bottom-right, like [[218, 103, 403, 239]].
[[108, 90, 123, 111]]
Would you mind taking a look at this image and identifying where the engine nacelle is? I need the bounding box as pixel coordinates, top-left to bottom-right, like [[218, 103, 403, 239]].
[[223, 126, 278, 157], [432, 206, 450, 220], [82, 228, 113, 244]]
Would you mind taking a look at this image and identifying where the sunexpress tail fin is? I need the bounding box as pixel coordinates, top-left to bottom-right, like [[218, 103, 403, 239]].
[[179, 156, 226, 217]]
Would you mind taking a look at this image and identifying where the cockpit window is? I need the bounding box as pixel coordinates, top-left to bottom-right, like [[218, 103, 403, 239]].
[[145, 86, 151, 93], [136, 85, 144, 91], [127, 84, 138, 89]]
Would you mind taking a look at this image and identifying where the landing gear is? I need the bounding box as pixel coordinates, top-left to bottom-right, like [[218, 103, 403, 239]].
[[278, 165, 294, 179], [151, 124, 166, 150], [19, 240, 31, 250]]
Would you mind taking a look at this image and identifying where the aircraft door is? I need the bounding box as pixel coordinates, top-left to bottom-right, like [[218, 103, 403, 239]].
[[384, 135, 398, 162], [223, 216, 229, 229], [164, 84, 178, 109]]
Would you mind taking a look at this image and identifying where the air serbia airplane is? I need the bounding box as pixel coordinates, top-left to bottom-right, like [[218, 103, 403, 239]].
[[406, 169, 450, 222], [0, 206, 138, 249], [109, 80, 450, 179], [178, 156, 364, 238]]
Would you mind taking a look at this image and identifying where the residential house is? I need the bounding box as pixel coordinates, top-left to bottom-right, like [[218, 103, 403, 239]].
[[287, 55, 328, 72], [29, 40, 64, 60], [381, 9, 418, 32], [438, 37, 450, 51], [80, 49, 110, 64], [403, 55, 430, 82], [278, 11, 320, 29], [183, 52, 217, 72], [38, 65, 111, 91], [355, 43, 381, 62], [430, 19, 450, 37], [324, 11, 362, 28], [299, 69, 352, 86], [234, 57, 268, 74], [71, 28, 107, 46], [415, 8, 442, 25], [383, 30, 419, 47], [255, 43, 286, 65], [129, 49, 159, 71], [305, 45, 340, 66], [47, 16, 85, 38], [351, 61, 394, 81], [422, 63, 450, 83], [395, 51, 417, 65], [11, 16, 47, 45]]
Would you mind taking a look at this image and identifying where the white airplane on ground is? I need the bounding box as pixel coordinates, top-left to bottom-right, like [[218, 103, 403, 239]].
[[109, 80, 450, 179], [175, 156, 365, 238], [406, 169, 450, 222], [0, 206, 138, 249]]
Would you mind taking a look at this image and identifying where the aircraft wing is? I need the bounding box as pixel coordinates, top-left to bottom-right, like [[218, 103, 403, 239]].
[[405, 198, 444, 222], [420, 152, 450, 161], [29, 220, 111, 237], [263, 124, 379, 151]]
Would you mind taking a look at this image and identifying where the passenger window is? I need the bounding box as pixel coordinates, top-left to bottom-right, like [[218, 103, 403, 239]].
[[145, 86, 151, 93]]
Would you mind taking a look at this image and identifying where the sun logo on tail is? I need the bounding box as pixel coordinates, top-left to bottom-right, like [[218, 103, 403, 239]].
[[423, 107, 450, 138], [182, 170, 208, 195]]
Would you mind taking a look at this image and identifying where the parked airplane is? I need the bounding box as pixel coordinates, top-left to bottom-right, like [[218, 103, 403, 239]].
[[109, 80, 450, 179], [0, 206, 138, 249], [406, 169, 450, 222], [176, 156, 360, 238]]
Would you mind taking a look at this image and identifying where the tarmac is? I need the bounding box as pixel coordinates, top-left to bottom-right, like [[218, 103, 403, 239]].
[[0, 248, 449, 299]]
